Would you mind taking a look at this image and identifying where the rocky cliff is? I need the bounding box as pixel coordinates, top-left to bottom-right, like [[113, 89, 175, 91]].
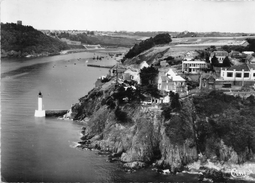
[[65, 80, 255, 178]]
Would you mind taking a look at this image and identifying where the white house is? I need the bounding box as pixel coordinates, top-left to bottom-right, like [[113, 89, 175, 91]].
[[158, 68, 187, 93], [182, 60, 208, 74]]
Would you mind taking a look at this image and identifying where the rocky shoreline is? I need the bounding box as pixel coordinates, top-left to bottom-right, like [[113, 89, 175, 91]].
[[76, 126, 246, 182], [63, 81, 255, 182]]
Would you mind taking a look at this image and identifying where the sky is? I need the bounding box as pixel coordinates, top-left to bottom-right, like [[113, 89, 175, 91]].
[[1, 0, 255, 33]]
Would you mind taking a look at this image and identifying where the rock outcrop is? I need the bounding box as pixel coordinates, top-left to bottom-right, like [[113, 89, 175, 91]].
[[67, 82, 255, 176]]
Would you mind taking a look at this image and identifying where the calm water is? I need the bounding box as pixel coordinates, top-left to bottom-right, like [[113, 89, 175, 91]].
[[1, 51, 197, 182]]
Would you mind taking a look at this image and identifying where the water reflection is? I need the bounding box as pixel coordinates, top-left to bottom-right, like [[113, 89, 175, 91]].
[[34, 117, 46, 125]]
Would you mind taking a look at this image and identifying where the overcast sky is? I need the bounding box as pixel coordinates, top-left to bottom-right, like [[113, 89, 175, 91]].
[[1, 0, 255, 33]]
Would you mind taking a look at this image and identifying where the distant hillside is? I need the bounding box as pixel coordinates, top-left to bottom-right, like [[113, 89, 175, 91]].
[[1, 23, 69, 57], [123, 33, 172, 60], [56, 32, 139, 47]]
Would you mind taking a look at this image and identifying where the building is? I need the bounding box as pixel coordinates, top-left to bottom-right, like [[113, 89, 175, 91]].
[[229, 51, 242, 59], [218, 64, 255, 87], [246, 55, 255, 64], [182, 60, 208, 74], [158, 69, 187, 93], [160, 60, 169, 67], [199, 73, 216, 91], [109, 65, 126, 77], [242, 51, 254, 56], [210, 51, 229, 64], [17, 20, 22, 25], [122, 69, 140, 84], [139, 61, 149, 70], [184, 51, 199, 61]]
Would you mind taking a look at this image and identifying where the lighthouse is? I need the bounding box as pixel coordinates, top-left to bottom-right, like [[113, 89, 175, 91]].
[[34, 91, 45, 117]]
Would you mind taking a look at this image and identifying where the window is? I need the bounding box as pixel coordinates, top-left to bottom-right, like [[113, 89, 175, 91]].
[[236, 73, 242, 78], [227, 72, 233, 77], [253, 73, 255, 77], [244, 73, 249, 78]]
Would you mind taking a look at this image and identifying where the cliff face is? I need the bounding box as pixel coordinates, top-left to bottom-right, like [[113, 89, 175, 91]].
[[68, 83, 255, 172]]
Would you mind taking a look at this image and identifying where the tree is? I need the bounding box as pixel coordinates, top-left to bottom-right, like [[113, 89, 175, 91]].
[[140, 66, 158, 86], [211, 55, 219, 66], [222, 56, 232, 67]]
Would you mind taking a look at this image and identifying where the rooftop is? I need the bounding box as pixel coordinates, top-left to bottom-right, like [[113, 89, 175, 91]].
[[211, 51, 228, 57], [227, 64, 250, 71]]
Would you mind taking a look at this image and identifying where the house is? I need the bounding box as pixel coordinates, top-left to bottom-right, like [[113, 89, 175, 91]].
[[109, 64, 126, 77], [184, 51, 199, 61], [210, 51, 229, 64], [182, 60, 208, 74], [199, 73, 216, 91], [122, 69, 140, 84], [246, 55, 255, 64], [160, 60, 169, 67], [158, 69, 187, 93], [218, 63, 255, 87], [139, 61, 149, 70], [229, 51, 242, 58]]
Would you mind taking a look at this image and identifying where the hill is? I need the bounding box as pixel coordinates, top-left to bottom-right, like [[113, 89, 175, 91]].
[[1, 23, 69, 57], [123, 33, 172, 60]]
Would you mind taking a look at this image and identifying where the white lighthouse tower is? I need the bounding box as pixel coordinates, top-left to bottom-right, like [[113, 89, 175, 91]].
[[34, 91, 45, 117]]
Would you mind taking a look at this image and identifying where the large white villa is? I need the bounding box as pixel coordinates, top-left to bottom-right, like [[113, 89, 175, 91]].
[[210, 51, 229, 64]]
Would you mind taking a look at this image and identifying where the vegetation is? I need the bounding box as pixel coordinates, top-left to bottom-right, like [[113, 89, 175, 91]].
[[140, 66, 160, 98], [194, 91, 255, 160], [162, 91, 255, 162], [211, 55, 232, 67], [1, 23, 69, 57], [124, 33, 172, 59]]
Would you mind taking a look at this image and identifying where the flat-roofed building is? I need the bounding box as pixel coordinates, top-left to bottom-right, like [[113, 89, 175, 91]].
[[182, 60, 208, 74], [218, 64, 255, 87]]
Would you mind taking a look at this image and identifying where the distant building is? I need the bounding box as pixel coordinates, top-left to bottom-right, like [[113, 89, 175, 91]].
[[210, 51, 229, 64], [182, 60, 208, 74], [17, 20, 22, 25]]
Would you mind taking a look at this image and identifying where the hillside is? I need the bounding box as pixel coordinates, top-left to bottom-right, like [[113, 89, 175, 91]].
[[57, 32, 139, 47], [1, 23, 69, 57], [123, 33, 172, 60]]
